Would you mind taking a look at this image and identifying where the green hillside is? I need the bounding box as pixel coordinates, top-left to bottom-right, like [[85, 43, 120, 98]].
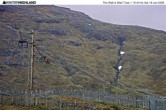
[[0, 5, 166, 96]]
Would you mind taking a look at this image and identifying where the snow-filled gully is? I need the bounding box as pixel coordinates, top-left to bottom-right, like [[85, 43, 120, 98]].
[[111, 38, 125, 85]]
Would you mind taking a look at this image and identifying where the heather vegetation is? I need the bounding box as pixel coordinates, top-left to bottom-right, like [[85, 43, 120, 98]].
[[0, 5, 166, 96]]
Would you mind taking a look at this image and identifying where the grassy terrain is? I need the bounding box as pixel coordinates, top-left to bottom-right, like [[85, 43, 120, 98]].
[[0, 105, 48, 110], [0, 104, 147, 110], [0, 6, 166, 96]]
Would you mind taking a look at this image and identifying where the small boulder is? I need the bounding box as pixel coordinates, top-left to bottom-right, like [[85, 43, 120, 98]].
[[67, 41, 82, 46]]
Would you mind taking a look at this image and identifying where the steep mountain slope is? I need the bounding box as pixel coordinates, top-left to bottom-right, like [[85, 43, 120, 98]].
[[0, 6, 165, 95]]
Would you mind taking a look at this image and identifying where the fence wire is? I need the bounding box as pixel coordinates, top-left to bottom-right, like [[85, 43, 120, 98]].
[[0, 89, 166, 110]]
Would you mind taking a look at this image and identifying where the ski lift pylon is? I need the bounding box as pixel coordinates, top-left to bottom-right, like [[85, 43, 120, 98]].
[[17, 29, 28, 48]]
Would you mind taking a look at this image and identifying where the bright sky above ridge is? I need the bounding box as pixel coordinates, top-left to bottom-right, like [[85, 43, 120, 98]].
[[61, 5, 166, 32]]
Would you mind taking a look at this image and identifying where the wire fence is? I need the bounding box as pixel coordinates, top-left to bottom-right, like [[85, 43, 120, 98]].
[[0, 89, 95, 110], [0, 89, 166, 110]]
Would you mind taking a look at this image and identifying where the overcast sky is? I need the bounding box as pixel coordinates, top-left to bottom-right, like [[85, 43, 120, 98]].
[[61, 5, 166, 32]]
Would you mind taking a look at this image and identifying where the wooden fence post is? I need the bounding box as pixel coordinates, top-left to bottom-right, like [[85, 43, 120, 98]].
[[45, 95, 48, 108], [24, 90, 28, 106], [59, 98, 62, 110], [149, 100, 151, 110], [136, 96, 138, 107], [98, 92, 101, 102], [14, 90, 18, 105], [30, 91, 32, 106], [142, 99, 144, 108], [21, 91, 23, 106], [0, 90, 2, 104], [11, 90, 14, 104], [35, 89, 38, 106], [155, 100, 157, 110], [74, 100, 76, 110], [82, 92, 85, 99], [10, 90, 14, 105]]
